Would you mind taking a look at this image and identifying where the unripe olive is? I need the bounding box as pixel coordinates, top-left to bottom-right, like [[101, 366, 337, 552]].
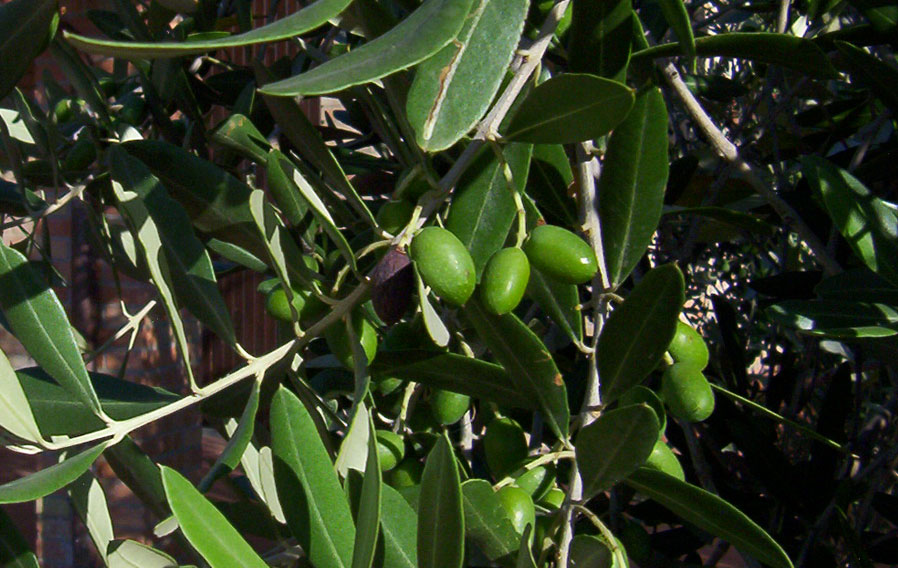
[[388, 457, 423, 488], [644, 439, 685, 481], [376, 200, 415, 235], [265, 285, 311, 322], [480, 248, 530, 315], [661, 363, 715, 422], [668, 321, 710, 370], [324, 313, 378, 370], [514, 464, 555, 502], [409, 227, 476, 306], [63, 138, 97, 173], [483, 417, 528, 479], [538, 487, 565, 510], [429, 389, 470, 425], [497, 485, 536, 538], [522, 225, 597, 284], [375, 429, 405, 471]]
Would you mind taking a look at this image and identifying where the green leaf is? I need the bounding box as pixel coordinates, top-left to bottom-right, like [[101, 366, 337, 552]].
[[835, 40, 898, 113], [270, 386, 356, 568], [161, 466, 268, 568], [626, 468, 794, 568], [103, 437, 170, 520], [658, 0, 696, 64], [406, 0, 528, 151], [381, 483, 418, 568], [802, 156, 898, 287], [335, 402, 371, 479], [598, 87, 669, 286], [106, 540, 178, 568], [503, 74, 635, 144], [815, 269, 898, 305], [259, 0, 475, 96], [0, 242, 103, 416], [416, 270, 452, 348], [0, 506, 39, 568], [526, 268, 583, 346], [631, 33, 838, 79], [266, 149, 310, 227], [109, 146, 237, 347], [64, 0, 352, 58], [0, 0, 58, 101], [371, 351, 534, 409], [576, 404, 659, 499], [568, 0, 633, 79], [69, 472, 114, 562], [17, 367, 179, 437], [461, 479, 520, 563], [569, 534, 614, 568], [0, 441, 109, 504], [662, 206, 777, 237], [197, 379, 261, 493], [418, 434, 464, 568], [515, 526, 537, 568], [446, 144, 532, 277], [351, 414, 382, 568], [0, 347, 44, 445], [210, 114, 270, 164], [464, 299, 570, 439], [525, 144, 577, 227], [768, 300, 898, 338], [598, 264, 685, 404]]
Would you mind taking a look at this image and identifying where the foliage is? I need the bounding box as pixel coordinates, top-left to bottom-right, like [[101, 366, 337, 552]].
[[1, 0, 898, 566]]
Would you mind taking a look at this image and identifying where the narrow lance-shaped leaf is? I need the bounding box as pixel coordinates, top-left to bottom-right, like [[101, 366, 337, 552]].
[[768, 300, 898, 338], [69, 472, 114, 563], [335, 401, 371, 478], [0, 241, 103, 416], [106, 539, 179, 568], [350, 413, 381, 568], [406, 0, 529, 151], [568, 0, 633, 79], [658, 0, 696, 65], [259, 0, 475, 96], [109, 146, 238, 347], [626, 468, 794, 568], [599, 86, 669, 286], [802, 156, 898, 287], [416, 269, 451, 348], [576, 404, 659, 499], [0, 506, 39, 568], [502, 74, 635, 144], [598, 264, 685, 404], [64, 0, 353, 58], [526, 268, 583, 346], [0, 441, 110, 504], [464, 298, 570, 439], [0, 0, 59, 101], [834, 41, 898, 115], [461, 479, 520, 563], [380, 483, 418, 568], [0, 347, 45, 445], [270, 386, 356, 568], [418, 433, 464, 568], [197, 378, 261, 493], [161, 466, 268, 568]]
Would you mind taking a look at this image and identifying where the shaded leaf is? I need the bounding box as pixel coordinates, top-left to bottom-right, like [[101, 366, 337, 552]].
[[161, 467, 268, 568], [0, 0, 59, 101], [599, 87, 669, 286], [768, 300, 898, 338], [526, 268, 583, 345], [568, 0, 633, 79], [351, 414, 381, 568], [380, 483, 418, 568], [576, 404, 659, 499], [525, 144, 577, 227], [815, 269, 898, 305], [418, 434, 464, 568], [658, 0, 696, 63], [197, 379, 261, 493], [259, 0, 475, 96], [834, 41, 898, 114], [626, 468, 794, 568], [0, 506, 39, 568], [503, 74, 635, 143], [0, 442, 110, 504], [64, 0, 352, 58], [570, 534, 614, 568], [464, 299, 569, 439], [598, 264, 685, 404], [461, 479, 520, 563]]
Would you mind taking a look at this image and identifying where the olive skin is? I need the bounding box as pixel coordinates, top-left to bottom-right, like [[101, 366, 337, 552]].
[[324, 313, 378, 370], [661, 363, 715, 422], [429, 389, 470, 425], [375, 430, 405, 471], [514, 464, 555, 502], [668, 321, 710, 370], [483, 417, 528, 479], [265, 286, 311, 322], [497, 485, 536, 539], [522, 225, 597, 284], [388, 457, 423, 488], [409, 227, 476, 306], [644, 439, 685, 480], [538, 487, 565, 510], [376, 200, 415, 235], [480, 248, 531, 315]]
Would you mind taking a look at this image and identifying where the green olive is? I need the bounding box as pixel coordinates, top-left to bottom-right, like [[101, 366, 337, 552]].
[[324, 313, 378, 370], [63, 139, 97, 173], [661, 363, 715, 422], [644, 439, 685, 481], [480, 248, 531, 315], [265, 286, 310, 322], [375, 430, 405, 471], [497, 485, 536, 538], [376, 200, 415, 235], [483, 417, 528, 479], [429, 389, 470, 425], [409, 227, 476, 306], [513, 464, 556, 502], [538, 487, 565, 510], [522, 225, 597, 284], [668, 321, 710, 370], [388, 457, 423, 488]]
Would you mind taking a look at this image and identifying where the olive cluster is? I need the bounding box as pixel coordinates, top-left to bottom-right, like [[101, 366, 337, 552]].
[[410, 224, 598, 314]]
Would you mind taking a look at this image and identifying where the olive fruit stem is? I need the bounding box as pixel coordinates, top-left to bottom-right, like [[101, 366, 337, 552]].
[[487, 139, 529, 248], [492, 449, 575, 490], [573, 504, 629, 565]]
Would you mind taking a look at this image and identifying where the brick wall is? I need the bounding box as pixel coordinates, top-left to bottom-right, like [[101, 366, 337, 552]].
[[1, 1, 315, 564]]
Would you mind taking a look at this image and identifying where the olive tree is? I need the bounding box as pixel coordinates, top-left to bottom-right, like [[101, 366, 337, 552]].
[[1, 0, 898, 566]]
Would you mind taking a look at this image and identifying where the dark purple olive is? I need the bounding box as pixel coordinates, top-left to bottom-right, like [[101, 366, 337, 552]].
[[370, 247, 414, 325]]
